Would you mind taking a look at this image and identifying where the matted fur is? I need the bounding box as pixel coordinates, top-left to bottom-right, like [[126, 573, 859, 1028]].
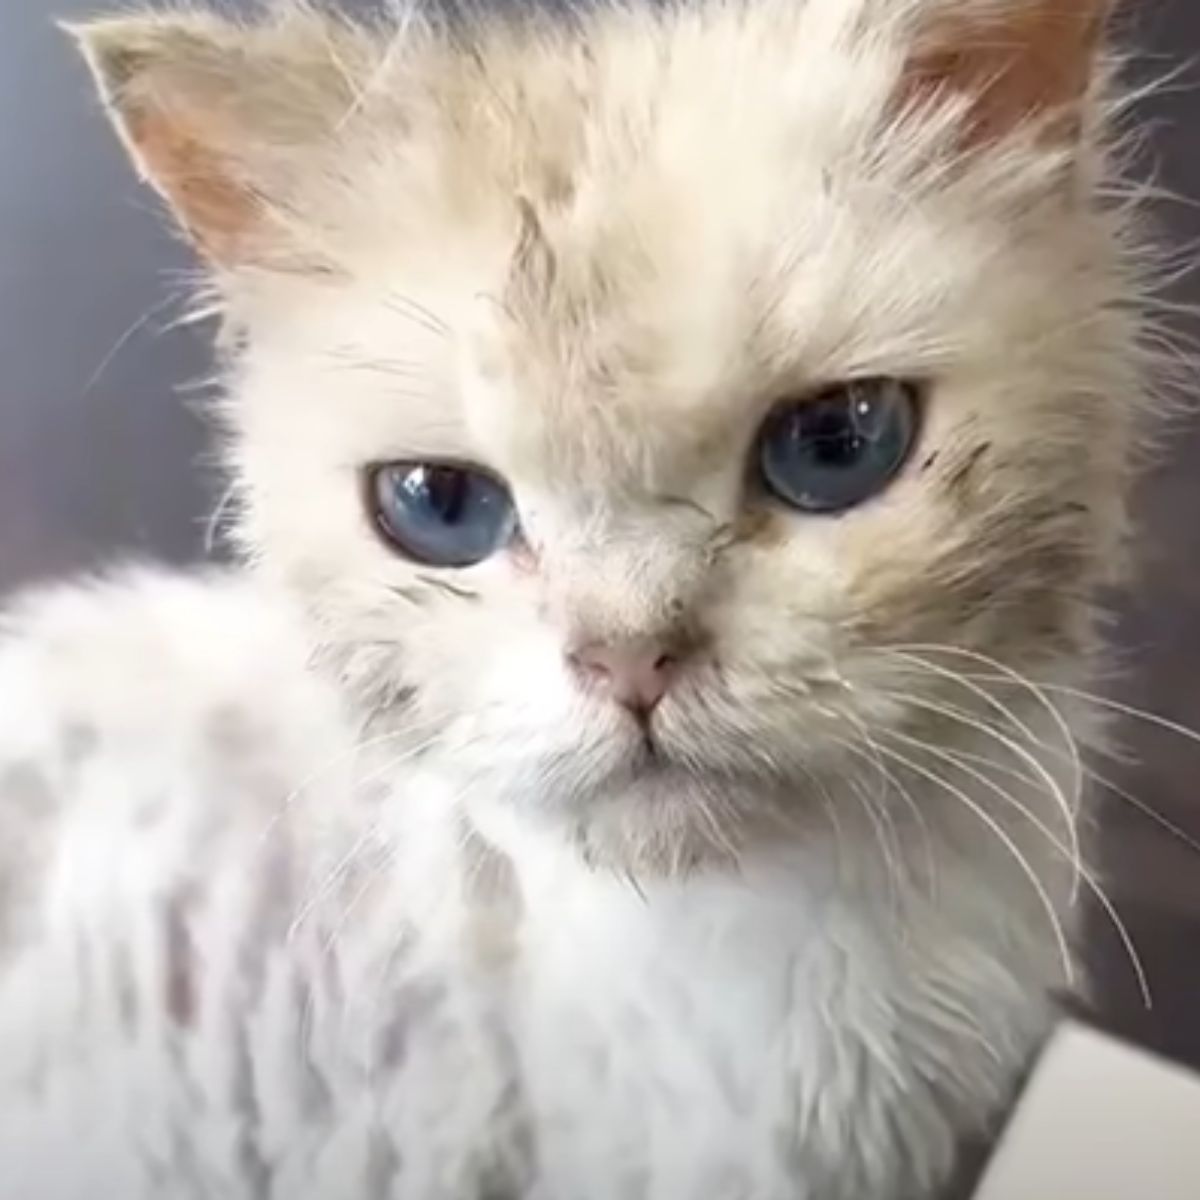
[[0, 1, 1161, 1197]]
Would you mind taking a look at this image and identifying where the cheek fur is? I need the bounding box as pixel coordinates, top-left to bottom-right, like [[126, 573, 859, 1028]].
[[841, 445, 1105, 661], [391, 596, 613, 748]]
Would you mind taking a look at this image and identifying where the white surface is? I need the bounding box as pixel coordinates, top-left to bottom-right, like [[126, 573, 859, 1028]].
[[975, 1023, 1200, 1200]]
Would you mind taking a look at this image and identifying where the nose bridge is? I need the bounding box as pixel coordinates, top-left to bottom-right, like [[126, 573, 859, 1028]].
[[546, 511, 710, 647]]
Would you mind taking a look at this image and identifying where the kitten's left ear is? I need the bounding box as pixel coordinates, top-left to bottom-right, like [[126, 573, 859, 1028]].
[[905, 0, 1118, 148], [65, 10, 363, 269]]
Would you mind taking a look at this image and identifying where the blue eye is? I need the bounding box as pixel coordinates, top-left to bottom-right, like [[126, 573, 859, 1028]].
[[758, 379, 920, 514], [369, 463, 517, 567]]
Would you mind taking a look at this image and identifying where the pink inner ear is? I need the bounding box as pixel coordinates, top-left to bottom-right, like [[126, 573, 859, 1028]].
[[900, 4, 1109, 149], [124, 102, 262, 265]]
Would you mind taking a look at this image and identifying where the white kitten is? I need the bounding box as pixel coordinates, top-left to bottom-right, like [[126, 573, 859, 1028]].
[[0, 1, 1156, 1197]]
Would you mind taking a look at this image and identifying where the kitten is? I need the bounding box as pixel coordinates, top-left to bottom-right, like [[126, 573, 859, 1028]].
[[0, 0, 1156, 1197]]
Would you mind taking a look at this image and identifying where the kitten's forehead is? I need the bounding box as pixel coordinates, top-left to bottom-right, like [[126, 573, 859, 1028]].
[[462, 309, 748, 508], [220, 0, 1121, 542], [362, 1, 1069, 495]]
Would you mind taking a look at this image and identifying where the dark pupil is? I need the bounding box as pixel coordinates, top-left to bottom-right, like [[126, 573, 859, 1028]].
[[806, 400, 864, 466], [414, 467, 467, 523]]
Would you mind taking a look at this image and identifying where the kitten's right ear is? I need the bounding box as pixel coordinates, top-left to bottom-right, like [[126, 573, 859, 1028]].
[[904, 0, 1116, 150], [65, 11, 361, 270]]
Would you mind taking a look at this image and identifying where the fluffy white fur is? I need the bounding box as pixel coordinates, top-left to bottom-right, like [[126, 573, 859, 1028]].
[[0, 0, 1155, 1196]]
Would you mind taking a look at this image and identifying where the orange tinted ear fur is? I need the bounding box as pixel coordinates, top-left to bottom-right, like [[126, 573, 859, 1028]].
[[903, 0, 1115, 148], [71, 2, 1116, 264], [67, 12, 359, 267]]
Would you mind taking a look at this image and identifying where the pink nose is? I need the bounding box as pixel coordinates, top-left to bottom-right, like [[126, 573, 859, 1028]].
[[568, 638, 679, 717]]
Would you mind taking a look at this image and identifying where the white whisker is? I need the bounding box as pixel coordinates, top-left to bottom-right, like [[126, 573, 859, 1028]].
[[288, 821, 386, 943], [888, 730, 1151, 1009], [253, 718, 446, 852], [1082, 761, 1200, 858], [84, 292, 184, 394], [795, 761, 851, 886], [884, 645, 1085, 819], [846, 771, 906, 909], [965, 674, 1200, 753], [942, 721, 1200, 861], [933, 667, 1200, 856], [881, 689, 1083, 902], [872, 741, 1076, 991], [834, 733, 940, 901]]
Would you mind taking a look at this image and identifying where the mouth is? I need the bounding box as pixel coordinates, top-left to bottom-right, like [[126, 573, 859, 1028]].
[[623, 722, 706, 788], [619, 720, 790, 795], [632, 731, 669, 773], [585, 705, 771, 797]]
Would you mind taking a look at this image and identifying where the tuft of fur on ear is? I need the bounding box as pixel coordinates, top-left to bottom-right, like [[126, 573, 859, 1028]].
[[65, 8, 366, 268], [903, 0, 1115, 149]]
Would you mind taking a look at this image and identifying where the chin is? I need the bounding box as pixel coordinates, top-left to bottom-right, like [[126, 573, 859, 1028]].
[[494, 730, 822, 879], [445, 680, 855, 878]]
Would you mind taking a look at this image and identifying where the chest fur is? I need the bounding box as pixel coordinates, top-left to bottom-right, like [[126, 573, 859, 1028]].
[[504, 855, 1058, 1200]]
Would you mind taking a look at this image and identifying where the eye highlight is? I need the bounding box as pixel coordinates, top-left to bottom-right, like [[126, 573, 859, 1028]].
[[368, 463, 517, 567], [757, 378, 920, 514]]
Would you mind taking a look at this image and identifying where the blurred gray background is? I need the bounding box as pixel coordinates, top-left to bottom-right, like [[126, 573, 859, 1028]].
[[3, 2, 1199, 1068]]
